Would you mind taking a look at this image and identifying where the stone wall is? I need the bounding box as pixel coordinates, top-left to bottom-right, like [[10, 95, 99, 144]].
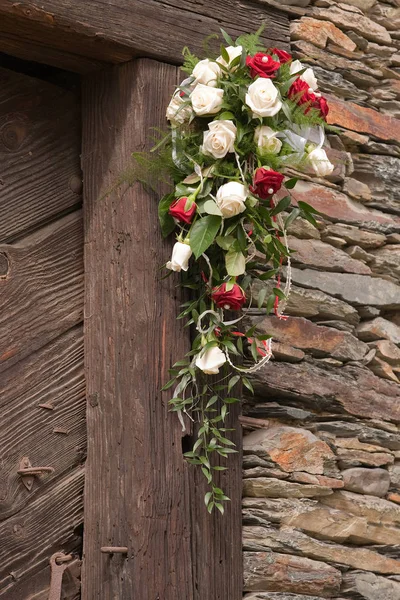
[[242, 1, 400, 599]]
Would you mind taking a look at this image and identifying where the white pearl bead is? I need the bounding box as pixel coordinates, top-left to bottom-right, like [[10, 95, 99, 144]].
[[224, 304, 231, 310], [262, 56, 268, 63], [268, 188, 274, 195]]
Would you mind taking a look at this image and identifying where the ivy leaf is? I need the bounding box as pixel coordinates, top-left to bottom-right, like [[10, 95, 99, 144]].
[[190, 215, 222, 259], [226, 250, 246, 276]]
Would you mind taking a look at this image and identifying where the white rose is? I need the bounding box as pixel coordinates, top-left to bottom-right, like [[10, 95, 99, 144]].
[[308, 147, 334, 177], [217, 45, 243, 70], [190, 84, 224, 116], [290, 60, 318, 91], [254, 126, 282, 154], [196, 345, 227, 375], [202, 120, 237, 159], [216, 181, 247, 218], [166, 242, 192, 272], [245, 78, 282, 119], [166, 92, 193, 125], [192, 59, 221, 87]]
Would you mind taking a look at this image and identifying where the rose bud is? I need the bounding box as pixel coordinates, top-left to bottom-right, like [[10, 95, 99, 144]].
[[250, 167, 284, 199], [288, 78, 328, 120], [269, 47, 292, 64], [169, 197, 197, 224], [314, 95, 329, 119], [195, 345, 226, 375], [246, 53, 280, 79], [166, 241, 192, 272], [211, 283, 247, 311]]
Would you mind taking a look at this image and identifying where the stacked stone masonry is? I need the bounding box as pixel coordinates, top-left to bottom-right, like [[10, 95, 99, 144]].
[[243, 1, 400, 599]]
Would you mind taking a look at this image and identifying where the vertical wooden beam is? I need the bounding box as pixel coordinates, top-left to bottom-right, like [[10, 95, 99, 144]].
[[191, 399, 243, 600], [82, 57, 243, 599], [81, 59, 193, 599]]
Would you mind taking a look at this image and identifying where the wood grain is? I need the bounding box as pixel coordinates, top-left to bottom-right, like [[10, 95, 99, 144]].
[[0, 466, 84, 599], [0, 326, 85, 521], [0, 0, 289, 71], [82, 58, 194, 600], [0, 67, 82, 242], [190, 396, 243, 600], [0, 210, 84, 371], [82, 57, 245, 600]]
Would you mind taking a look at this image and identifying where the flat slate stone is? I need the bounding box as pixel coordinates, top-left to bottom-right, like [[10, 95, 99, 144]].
[[243, 551, 341, 596], [290, 268, 400, 308]]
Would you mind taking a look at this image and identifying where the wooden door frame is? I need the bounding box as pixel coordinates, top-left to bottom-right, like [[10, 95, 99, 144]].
[[0, 3, 289, 597]]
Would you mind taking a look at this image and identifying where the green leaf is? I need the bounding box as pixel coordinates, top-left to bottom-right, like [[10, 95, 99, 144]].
[[216, 235, 235, 250], [265, 293, 276, 315], [258, 269, 278, 281], [203, 200, 223, 216], [242, 377, 254, 394], [215, 502, 225, 515], [158, 193, 176, 238], [190, 215, 222, 259], [161, 378, 176, 391], [257, 287, 267, 309], [236, 224, 247, 253], [273, 287, 286, 300], [285, 177, 298, 190], [217, 111, 235, 121], [204, 491, 212, 506], [298, 200, 322, 216], [226, 251, 246, 276], [285, 207, 300, 230], [228, 375, 240, 393], [270, 196, 291, 216], [220, 28, 234, 47], [220, 44, 230, 64]]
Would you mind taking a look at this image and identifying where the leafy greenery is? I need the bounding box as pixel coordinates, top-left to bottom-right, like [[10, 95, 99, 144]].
[[115, 27, 332, 513]]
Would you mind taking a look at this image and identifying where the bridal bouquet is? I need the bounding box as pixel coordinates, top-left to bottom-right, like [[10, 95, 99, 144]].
[[159, 28, 333, 512]]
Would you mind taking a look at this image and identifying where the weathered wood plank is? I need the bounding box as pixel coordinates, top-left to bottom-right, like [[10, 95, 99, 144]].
[[0, 0, 289, 72], [0, 466, 84, 598], [190, 399, 243, 600], [82, 59, 194, 599], [0, 210, 84, 371], [0, 67, 82, 242], [0, 326, 85, 521]]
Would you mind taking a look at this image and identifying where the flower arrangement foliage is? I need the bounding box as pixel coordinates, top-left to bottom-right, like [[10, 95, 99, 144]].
[[157, 27, 334, 513]]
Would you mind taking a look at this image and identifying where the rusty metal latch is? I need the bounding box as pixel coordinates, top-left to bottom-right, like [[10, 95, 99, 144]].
[[17, 457, 54, 490], [48, 552, 73, 600]]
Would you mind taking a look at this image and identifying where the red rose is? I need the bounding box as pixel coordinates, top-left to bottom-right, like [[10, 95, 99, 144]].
[[288, 78, 329, 120], [250, 168, 284, 199], [314, 95, 329, 119], [211, 283, 246, 311], [168, 197, 197, 224], [246, 53, 280, 79], [288, 78, 315, 106], [269, 47, 292, 64]]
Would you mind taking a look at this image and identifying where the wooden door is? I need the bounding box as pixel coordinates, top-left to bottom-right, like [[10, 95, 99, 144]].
[[0, 66, 84, 599]]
